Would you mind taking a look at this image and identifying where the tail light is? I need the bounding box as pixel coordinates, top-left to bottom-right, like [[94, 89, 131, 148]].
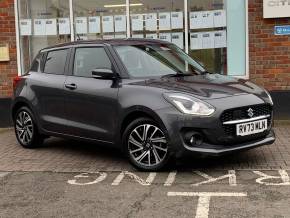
[[13, 76, 23, 91]]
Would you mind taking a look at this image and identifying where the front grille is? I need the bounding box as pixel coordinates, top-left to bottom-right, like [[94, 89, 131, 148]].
[[220, 104, 273, 137], [221, 104, 272, 123]]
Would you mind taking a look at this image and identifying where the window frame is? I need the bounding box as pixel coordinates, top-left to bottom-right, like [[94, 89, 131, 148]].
[[42, 48, 70, 75]]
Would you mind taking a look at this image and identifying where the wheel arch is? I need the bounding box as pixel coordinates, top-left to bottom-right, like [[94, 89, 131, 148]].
[[11, 98, 40, 128], [120, 107, 172, 171], [119, 106, 167, 138]]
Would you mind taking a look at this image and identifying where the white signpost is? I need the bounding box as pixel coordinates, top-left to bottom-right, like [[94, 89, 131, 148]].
[[159, 32, 171, 42], [88, 16, 100, 33], [159, 12, 171, 30], [20, 19, 32, 36], [171, 12, 183, 29], [58, 18, 70, 35], [45, 19, 57, 35], [131, 14, 143, 31], [172, 32, 184, 49], [75, 17, 87, 34], [263, 0, 290, 18], [114, 15, 126, 32], [102, 16, 114, 33], [145, 13, 157, 31]]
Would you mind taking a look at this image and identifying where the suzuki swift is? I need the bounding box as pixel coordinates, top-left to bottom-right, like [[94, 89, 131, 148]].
[[12, 39, 275, 171]]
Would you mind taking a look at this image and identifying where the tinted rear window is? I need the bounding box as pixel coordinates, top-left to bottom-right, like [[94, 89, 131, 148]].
[[44, 49, 68, 75]]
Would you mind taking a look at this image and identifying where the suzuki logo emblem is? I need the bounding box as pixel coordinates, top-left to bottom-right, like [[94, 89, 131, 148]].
[[247, 108, 254, 118]]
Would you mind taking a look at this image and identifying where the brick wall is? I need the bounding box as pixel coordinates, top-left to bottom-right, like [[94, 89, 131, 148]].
[[249, 0, 290, 91], [0, 0, 17, 98]]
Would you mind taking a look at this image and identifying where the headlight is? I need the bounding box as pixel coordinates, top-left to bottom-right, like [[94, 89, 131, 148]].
[[264, 89, 273, 105], [163, 93, 215, 116]]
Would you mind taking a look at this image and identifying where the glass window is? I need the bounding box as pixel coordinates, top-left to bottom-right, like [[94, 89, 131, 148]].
[[187, 0, 247, 76], [73, 0, 127, 40], [16, 0, 247, 78], [188, 0, 227, 74], [30, 60, 39, 72], [30, 53, 41, 72], [18, 0, 71, 73], [44, 49, 68, 75], [115, 44, 205, 78], [130, 0, 184, 50], [73, 47, 112, 77]]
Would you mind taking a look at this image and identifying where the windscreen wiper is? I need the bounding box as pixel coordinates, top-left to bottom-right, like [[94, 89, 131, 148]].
[[161, 72, 193, 78]]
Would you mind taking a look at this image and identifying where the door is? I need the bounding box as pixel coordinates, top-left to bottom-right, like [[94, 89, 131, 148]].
[[32, 48, 69, 133], [64, 46, 119, 142]]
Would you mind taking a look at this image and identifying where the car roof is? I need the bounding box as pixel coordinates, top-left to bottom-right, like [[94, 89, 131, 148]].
[[41, 38, 170, 52]]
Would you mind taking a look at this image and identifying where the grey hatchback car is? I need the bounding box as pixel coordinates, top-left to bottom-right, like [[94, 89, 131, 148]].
[[12, 39, 275, 171]]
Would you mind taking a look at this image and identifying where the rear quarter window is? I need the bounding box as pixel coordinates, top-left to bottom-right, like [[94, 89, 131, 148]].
[[29, 53, 43, 72], [30, 57, 40, 72]]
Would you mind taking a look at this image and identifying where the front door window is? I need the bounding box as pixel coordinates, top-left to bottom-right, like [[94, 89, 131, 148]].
[[73, 47, 113, 78]]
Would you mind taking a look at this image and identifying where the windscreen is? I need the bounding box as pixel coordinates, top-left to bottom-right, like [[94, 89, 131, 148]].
[[114, 43, 206, 78]]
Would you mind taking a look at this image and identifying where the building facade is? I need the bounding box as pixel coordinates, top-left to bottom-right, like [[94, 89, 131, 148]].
[[0, 0, 289, 98]]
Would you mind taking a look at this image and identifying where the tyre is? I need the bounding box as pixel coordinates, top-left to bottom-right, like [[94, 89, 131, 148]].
[[123, 117, 170, 171], [14, 106, 44, 148]]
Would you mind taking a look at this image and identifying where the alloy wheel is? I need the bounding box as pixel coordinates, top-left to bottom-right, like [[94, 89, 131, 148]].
[[128, 124, 168, 167], [15, 111, 34, 145]]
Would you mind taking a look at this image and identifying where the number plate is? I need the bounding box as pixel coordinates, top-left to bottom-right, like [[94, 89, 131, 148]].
[[236, 119, 267, 136]]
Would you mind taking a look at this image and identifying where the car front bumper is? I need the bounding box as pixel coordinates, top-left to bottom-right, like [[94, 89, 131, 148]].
[[178, 130, 275, 157], [155, 103, 276, 158]]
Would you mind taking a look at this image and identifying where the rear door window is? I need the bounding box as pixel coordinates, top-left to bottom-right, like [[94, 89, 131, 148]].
[[44, 49, 68, 75]]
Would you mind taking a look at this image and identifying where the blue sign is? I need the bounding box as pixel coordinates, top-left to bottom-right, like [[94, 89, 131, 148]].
[[274, 25, 290, 35]]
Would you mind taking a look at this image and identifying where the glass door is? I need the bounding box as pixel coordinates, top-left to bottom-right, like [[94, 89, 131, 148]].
[[18, 0, 70, 72], [16, 0, 247, 77]]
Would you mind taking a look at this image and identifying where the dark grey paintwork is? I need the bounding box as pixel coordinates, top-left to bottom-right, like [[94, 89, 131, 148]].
[[11, 39, 275, 158]]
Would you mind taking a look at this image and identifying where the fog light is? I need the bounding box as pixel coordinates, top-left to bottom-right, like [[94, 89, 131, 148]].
[[190, 136, 195, 144], [185, 132, 203, 147]]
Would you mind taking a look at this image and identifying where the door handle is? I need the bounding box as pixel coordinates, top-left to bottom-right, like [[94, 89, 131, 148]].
[[65, 83, 77, 90]]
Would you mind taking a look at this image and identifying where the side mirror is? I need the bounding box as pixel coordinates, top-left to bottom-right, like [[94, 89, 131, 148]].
[[92, 68, 116, 80]]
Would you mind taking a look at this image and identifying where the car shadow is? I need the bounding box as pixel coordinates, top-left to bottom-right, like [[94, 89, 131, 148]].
[[40, 137, 127, 163], [39, 137, 265, 171], [174, 155, 250, 171]]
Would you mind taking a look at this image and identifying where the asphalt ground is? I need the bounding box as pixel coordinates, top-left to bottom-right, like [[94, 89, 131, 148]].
[[0, 126, 290, 218], [1, 170, 290, 218]]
